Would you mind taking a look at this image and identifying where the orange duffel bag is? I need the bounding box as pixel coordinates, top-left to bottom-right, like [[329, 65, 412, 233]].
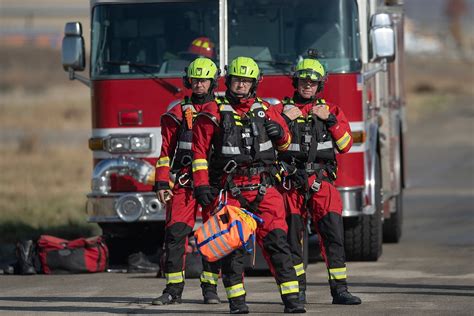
[[194, 205, 263, 262]]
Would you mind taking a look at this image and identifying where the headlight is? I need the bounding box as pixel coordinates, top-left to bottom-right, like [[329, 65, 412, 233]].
[[130, 136, 151, 151], [100, 134, 153, 153], [109, 137, 130, 152]]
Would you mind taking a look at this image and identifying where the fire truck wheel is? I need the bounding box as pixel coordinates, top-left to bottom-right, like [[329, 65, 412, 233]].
[[343, 154, 383, 261], [383, 191, 403, 243]]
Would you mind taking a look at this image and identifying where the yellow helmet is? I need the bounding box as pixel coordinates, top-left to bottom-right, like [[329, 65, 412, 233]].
[[186, 57, 219, 79], [294, 58, 326, 81], [293, 58, 327, 92], [226, 56, 260, 80]]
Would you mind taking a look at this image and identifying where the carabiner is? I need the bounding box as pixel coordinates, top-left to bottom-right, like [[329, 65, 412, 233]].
[[178, 173, 190, 186], [282, 176, 292, 191]]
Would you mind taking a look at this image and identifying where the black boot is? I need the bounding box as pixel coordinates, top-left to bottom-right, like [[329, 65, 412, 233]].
[[229, 295, 249, 314], [298, 290, 306, 304], [151, 292, 182, 305], [201, 283, 220, 304], [16, 240, 36, 275], [152, 282, 184, 305], [127, 252, 159, 273], [332, 291, 362, 305], [282, 294, 306, 313]]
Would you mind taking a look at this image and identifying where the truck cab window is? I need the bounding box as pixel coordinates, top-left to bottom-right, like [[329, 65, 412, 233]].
[[228, 0, 361, 74], [91, 1, 219, 79]]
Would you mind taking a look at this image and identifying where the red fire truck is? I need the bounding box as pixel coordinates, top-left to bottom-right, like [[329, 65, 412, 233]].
[[62, 0, 405, 263]]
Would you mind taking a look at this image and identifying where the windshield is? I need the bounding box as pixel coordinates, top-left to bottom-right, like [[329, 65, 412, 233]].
[[91, 0, 360, 79], [91, 1, 219, 79], [228, 0, 361, 74]]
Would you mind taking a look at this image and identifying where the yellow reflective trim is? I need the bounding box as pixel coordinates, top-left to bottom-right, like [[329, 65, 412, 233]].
[[225, 283, 246, 299], [156, 157, 170, 168], [235, 121, 243, 126], [294, 263, 305, 277], [192, 159, 208, 172], [200, 271, 219, 285], [328, 267, 347, 280], [165, 271, 184, 284], [277, 135, 291, 151], [280, 280, 299, 295], [336, 132, 351, 150]]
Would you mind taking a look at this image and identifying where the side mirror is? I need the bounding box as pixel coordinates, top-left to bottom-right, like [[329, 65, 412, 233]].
[[62, 22, 85, 71], [370, 13, 395, 63]]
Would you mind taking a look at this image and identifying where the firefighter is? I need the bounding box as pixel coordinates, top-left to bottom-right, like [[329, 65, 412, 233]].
[[192, 56, 306, 314], [276, 57, 362, 305], [152, 57, 222, 306]]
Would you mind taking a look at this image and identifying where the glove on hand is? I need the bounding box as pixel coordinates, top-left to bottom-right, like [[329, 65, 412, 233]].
[[293, 169, 309, 191], [194, 185, 216, 208], [325, 113, 338, 127], [264, 120, 284, 140]]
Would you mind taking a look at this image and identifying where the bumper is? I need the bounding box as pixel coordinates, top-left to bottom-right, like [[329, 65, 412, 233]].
[[339, 186, 374, 217], [86, 192, 166, 223]]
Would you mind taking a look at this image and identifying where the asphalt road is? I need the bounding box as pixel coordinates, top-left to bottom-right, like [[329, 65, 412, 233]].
[[1, 100, 473, 315]]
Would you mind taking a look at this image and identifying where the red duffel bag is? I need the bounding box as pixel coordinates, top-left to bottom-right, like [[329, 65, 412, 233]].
[[37, 235, 108, 274]]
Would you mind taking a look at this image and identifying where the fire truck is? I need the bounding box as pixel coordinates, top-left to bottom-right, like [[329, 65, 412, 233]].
[[62, 0, 405, 263]]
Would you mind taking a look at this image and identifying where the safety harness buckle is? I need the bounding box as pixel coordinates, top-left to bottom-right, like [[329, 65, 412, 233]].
[[258, 185, 267, 196], [310, 179, 321, 192], [230, 186, 241, 197], [223, 160, 238, 174]]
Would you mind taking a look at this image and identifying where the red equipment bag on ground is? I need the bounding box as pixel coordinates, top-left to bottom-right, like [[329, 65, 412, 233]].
[[195, 205, 263, 262], [37, 235, 108, 274]]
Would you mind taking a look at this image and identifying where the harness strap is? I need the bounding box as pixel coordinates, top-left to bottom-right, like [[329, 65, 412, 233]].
[[223, 168, 277, 215]]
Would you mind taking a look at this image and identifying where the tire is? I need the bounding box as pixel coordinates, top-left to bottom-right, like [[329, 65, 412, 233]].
[[383, 191, 403, 243], [343, 154, 383, 261]]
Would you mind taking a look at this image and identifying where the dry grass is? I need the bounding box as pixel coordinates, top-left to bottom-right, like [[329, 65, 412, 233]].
[[0, 47, 95, 241], [404, 56, 474, 122]]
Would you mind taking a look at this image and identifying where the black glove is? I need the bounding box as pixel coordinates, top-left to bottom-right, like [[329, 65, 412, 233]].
[[292, 169, 309, 191], [264, 120, 284, 140], [153, 181, 170, 191], [326, 113, 338, 128], [194, 185, 215, 207]]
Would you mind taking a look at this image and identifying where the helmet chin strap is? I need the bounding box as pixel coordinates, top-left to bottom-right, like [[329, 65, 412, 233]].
[[228, 89, 250, 99]]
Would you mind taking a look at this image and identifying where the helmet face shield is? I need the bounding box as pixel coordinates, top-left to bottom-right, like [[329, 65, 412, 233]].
[[295, 69, 323, 81]]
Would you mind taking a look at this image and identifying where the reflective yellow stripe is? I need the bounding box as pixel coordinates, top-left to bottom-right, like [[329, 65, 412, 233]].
[[225, 283, 246, 299], [200, 271, 219, 285], [192, 159, 208, 172], [294, 263, 305, 277], [335, 132, 351, 150], [328, 267, 347, 280], [277, 135, 292, 151], [280, 280, 299, 295], [165, 271, 184, 284], [156, 156, 170, 168]]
